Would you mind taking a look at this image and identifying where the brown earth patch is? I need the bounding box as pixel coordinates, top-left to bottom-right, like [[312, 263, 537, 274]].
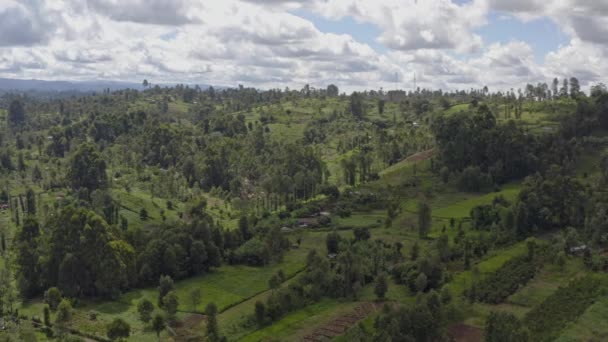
[[448, 323, 483, 342], [173, 313, 206, 342], [302, 302, 385, 342], [403, 149, 436, 163]]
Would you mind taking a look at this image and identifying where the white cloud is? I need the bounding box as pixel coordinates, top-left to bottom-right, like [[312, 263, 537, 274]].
[[310, 0, 488, 53], [0, 0, 605, 92]]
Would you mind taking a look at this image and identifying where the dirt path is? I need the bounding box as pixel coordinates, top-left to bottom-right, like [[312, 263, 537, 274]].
[[302, 302, 384, 342]]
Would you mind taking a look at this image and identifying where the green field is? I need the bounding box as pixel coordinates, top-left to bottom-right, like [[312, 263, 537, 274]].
[[556, 297, 608, 342], [240, 299, 359, 342]]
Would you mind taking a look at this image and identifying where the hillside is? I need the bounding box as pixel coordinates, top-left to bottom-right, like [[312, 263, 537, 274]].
[[1, 84, 608, 342]]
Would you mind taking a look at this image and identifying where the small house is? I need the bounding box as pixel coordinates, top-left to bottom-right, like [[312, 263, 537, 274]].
[[569, 244, 588, 254]]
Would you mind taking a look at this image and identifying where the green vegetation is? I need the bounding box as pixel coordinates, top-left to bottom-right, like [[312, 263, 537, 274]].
[[524, 275, 608, 341], [1, 80, 608, 341], [468, 254, 539, 304]]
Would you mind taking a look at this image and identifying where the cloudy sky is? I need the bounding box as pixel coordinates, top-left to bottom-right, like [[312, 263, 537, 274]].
[[0, 0, 607, 92]]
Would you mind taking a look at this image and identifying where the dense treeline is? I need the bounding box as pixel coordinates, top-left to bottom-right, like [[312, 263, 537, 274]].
[[432, 104, 579, 191], [14, 198, 289, 299]]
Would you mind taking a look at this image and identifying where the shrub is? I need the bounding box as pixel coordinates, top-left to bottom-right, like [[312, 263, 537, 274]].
[[234, 238, 270, 266], [107, 318, 131, 340], [468, 255, 538, 304], [44, 287, 62, 311]]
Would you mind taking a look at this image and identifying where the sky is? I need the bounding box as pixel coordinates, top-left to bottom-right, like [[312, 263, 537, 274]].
[[0, 0, 607, 92]]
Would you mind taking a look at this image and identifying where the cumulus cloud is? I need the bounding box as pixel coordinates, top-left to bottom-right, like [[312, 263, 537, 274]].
[[0, 0, 57, 46], [85, 0, 197, 25], [0, 0, 605, 92], [310, 0, 487, 53]]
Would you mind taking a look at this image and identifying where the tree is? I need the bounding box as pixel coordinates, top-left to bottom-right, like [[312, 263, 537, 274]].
[[152, 313, 165, 339], [55, 299, 72, 326], [205, 302, 220, 342], [139, 208, 149, 220], [254, 301, 266, 327], [190, 240, 208, 275], [440, 166, 450, 183], [107, 318, 131, 341], [158, 275, 174, 307], [350, 92, 364, 119], [43, 305, 51, 326], [569, 77, 580, 98], [268, 274, 281, 291], [326, 230, 341, 254], [418, 201, 432, 238], [591, 83, 607, 97], [143, 79, 149, 89], [374, 273, 388, 300], [8, 99, 26, 126], [353, 227, 370, 242], [15, 217, 41, 297], [67, 143, 108, 193], [189, 288, 202, 311], [327, 84, 339, 97], [378, 99, 386, 115], [238, 216, 251, 240], [411, 241, 420, 261], [437, 234, 450, 262], [137, 299, 154, 324], [415, 273, 428, 292], [552, 78, 559, 99], [485, 311, 529, 342], [440, 287, 452, 304], [25, 188, 36, 215], [162, 291, 179, 318], [560, 78, 569, 97], [44, 287, 62, 310]]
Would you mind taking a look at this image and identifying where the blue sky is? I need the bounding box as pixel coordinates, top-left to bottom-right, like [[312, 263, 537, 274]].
[[295, 7, 569, 64], [293, 9, 388, 54], [478, 11, 569, 63]]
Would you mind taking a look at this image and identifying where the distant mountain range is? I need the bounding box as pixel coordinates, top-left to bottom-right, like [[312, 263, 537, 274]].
[[0, 78, 214, 93]]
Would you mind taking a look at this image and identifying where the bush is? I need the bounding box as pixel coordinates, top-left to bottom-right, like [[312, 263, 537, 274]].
[[44, 287, 62, 311], [55, 299, 72, 325], [319, 184, 340, 199], [374, 274, 388, 299], [468, 255, 538, 304], [234, 238, 270, 266], [107, 318, 131, 340], [457, 166, 492, 192], [139, 208, 148, 220]]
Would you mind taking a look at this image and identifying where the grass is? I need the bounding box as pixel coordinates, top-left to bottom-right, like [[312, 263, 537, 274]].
[[267, 123, 306, 141], [432, 184, 520, 219], [334, 211, 384, 229], [507, 258, 585, 308], [524, 274, 608, 341], [239, 299, 359, 342], [18, 230, 318, 341], [556, 296, 608, 342], [445, 239, 529, 296]]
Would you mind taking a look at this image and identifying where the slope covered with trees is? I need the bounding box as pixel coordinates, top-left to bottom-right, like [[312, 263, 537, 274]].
[[0, 79, 608, 341]]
